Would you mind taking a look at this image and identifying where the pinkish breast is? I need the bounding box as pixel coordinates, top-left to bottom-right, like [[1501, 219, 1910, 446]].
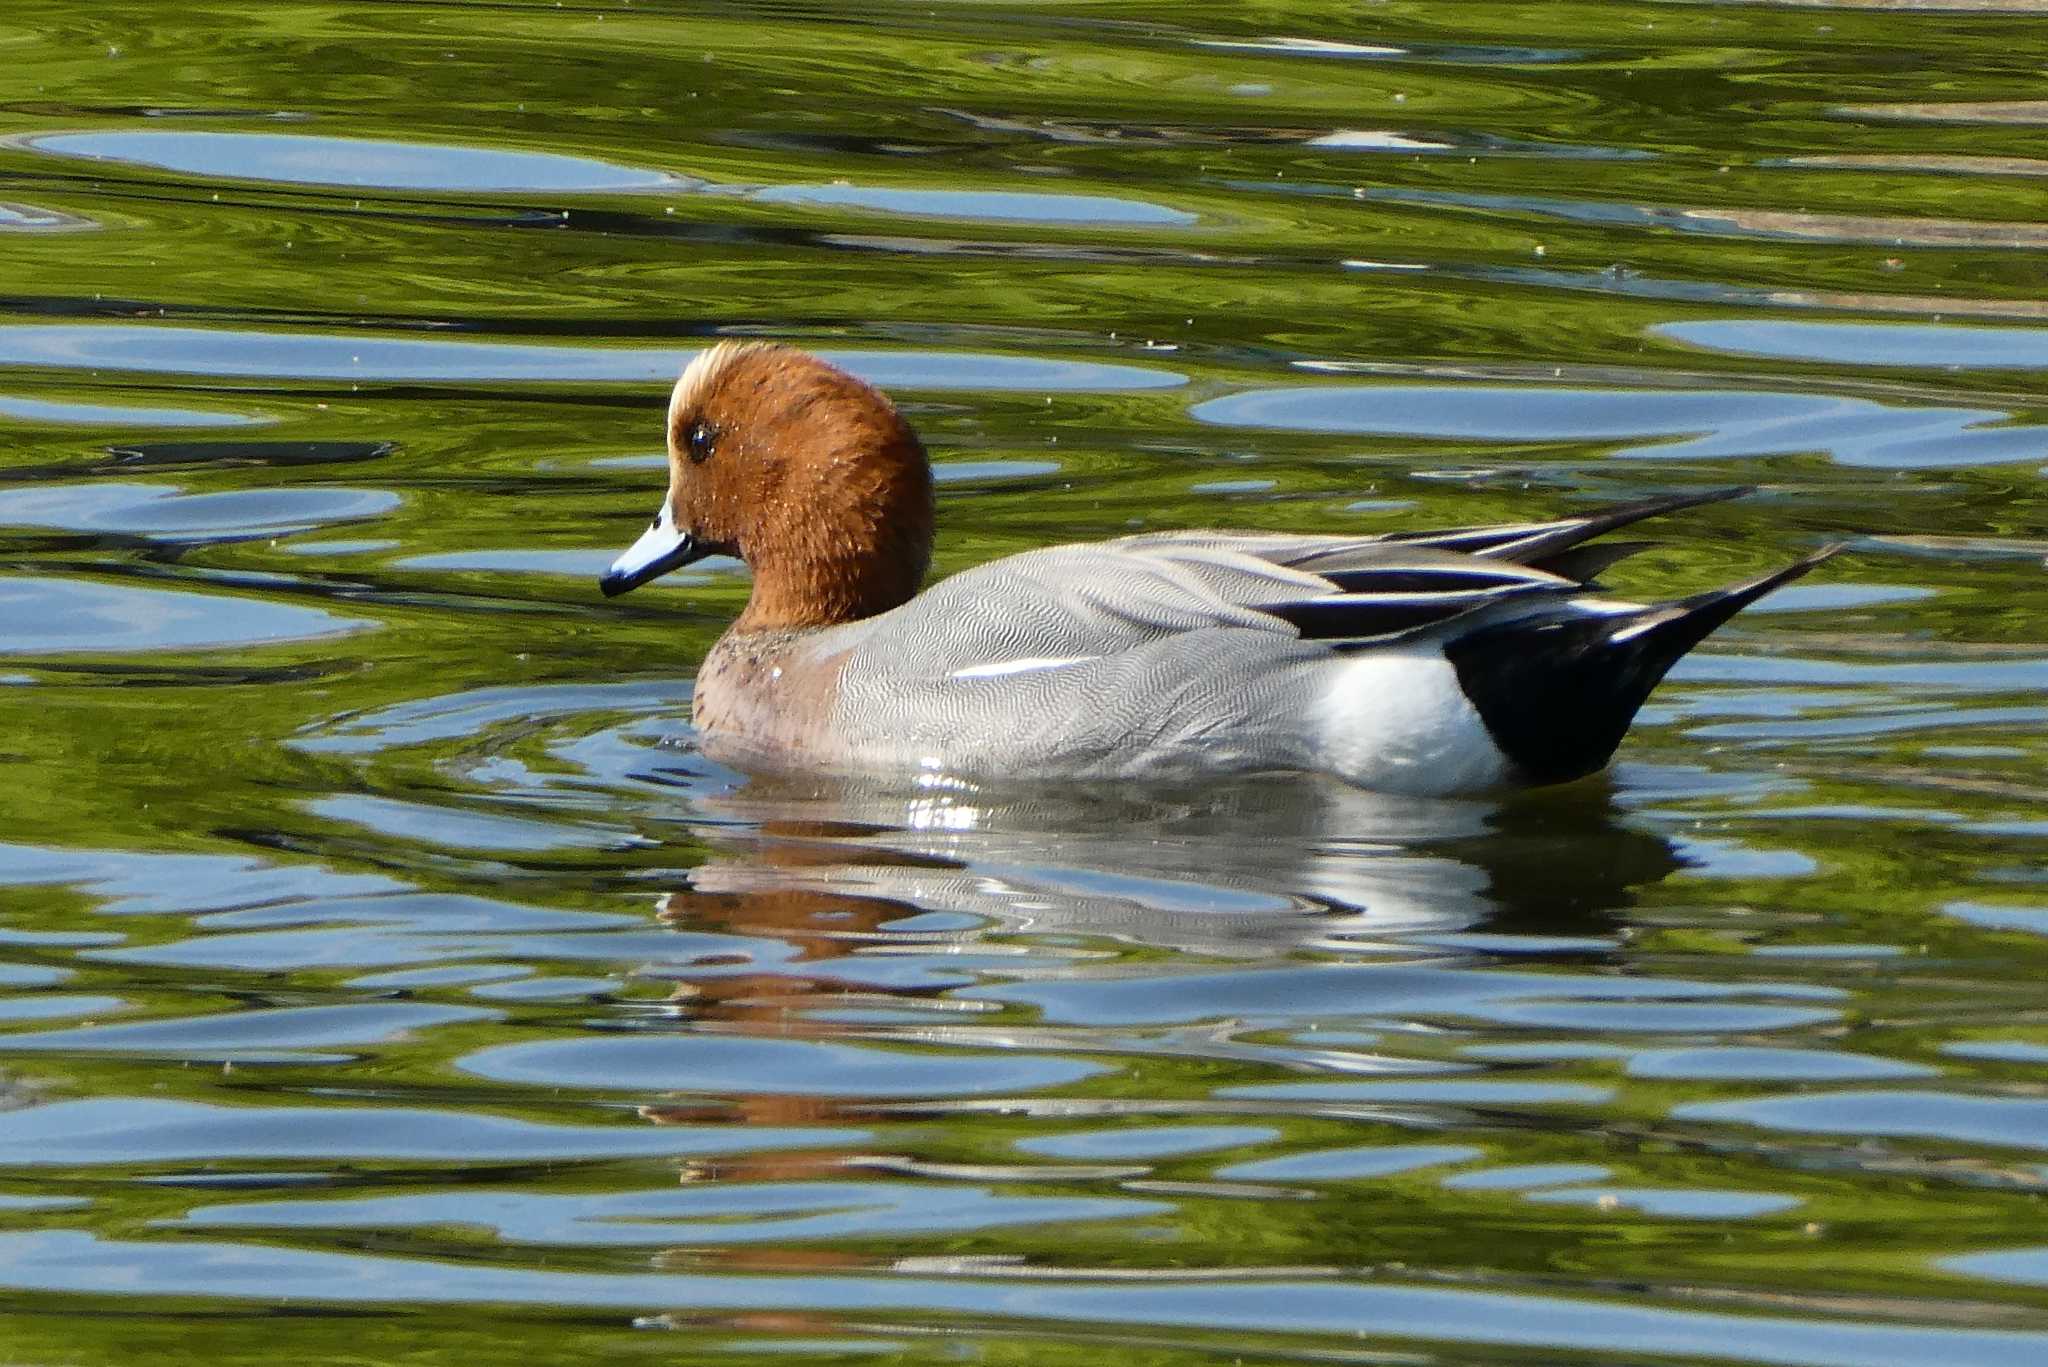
[[692, 627, 850, 759]]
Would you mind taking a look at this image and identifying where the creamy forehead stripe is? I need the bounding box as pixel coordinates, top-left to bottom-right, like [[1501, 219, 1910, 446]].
[[667, 339, 782, 434]]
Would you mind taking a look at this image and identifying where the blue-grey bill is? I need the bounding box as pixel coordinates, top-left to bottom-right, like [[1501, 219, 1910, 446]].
[[600, 504, 705, 597]]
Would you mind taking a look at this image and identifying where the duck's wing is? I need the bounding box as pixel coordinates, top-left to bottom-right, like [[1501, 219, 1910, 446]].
[[1377, 486, 1752, 569], [1110, 486, 1751, 586], [896, 487, 1777, 662], [1229, 544, 1574, 643], [830, 540, 1522, 783], [898, 540, 1570, 669]]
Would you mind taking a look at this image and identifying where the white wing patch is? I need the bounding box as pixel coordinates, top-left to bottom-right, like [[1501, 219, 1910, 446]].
[[950, 655, 1099, 681]]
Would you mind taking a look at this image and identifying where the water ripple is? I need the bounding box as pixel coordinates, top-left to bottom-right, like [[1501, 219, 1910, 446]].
[[173, 1180, 1167, 1245], [22, 130, 682, 193], [460, 1034, 1109, 1098], [1676, 1091, 2048, 1151], [7, 1229, 2047, 1366], [1658, 320, 2048, 369], [4, 2, 2047, 1359], [0, 395, 262, 427], [4, 1003, 494, 1063], [0, 325, 1185, 389], [0, 1099, 862, 1165], [1193, 383, 2048, 469], [0, 481, 398, 541], [0, 577, 370, 654]]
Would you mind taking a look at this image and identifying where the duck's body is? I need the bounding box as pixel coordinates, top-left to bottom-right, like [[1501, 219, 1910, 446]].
[[694, 538, 1510, 791], [603, 343, 1835, 796]]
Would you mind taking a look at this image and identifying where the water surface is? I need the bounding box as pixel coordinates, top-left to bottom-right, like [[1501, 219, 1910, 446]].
[[3, 2, 2047, 1364]]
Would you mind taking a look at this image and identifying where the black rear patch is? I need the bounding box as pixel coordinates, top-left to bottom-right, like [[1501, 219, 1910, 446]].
[[1446, 547, 1839, 785], [1446, 613, 1671, 785]]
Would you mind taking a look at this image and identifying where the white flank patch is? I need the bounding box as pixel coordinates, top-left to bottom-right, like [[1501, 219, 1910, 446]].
[[1197, 37, 1406, 57], [1307, 648, 1511, 796], [1312, 130, 1452, 151], [950, 655, 1097, 681]]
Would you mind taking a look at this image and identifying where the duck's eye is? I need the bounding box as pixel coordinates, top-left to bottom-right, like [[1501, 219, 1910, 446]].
[[685, 419, 717, 464]]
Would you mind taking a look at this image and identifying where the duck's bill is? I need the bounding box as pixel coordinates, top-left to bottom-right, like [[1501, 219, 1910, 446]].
[[600, 504, 707, 597]]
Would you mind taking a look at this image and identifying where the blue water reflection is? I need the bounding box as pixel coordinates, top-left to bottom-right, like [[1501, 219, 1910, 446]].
[[24, 130, 681, 193], [0, 325, 1185, 389], [1659, 320, 2048, 369], [0, 577, 369, 653], [1194, 383, 2048, 468]]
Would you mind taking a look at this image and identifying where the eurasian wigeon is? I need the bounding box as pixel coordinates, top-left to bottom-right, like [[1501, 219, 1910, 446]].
[[602, 342, 1837, 796]]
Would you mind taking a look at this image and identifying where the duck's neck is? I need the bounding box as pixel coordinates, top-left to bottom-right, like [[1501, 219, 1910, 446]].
[[732, 548, 922, 633], [732, 493, 934, 634]]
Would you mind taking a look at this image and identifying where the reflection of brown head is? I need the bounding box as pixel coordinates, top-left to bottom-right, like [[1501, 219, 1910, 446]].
[[637, 880, 871, 1171], [645, 877, 920, 1139], [660, 878, 909, 957]]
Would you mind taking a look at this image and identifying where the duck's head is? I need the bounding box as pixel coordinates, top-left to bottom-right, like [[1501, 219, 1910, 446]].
[[601, 342, 934, 630]]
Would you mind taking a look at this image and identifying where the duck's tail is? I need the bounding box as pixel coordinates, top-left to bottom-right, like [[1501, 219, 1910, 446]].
[[1386, 485, 1754, 571], [1444, 546, 1842, 786]]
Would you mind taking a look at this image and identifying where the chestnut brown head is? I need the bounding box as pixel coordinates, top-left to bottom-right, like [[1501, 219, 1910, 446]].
[[601, 342, 935, 631]]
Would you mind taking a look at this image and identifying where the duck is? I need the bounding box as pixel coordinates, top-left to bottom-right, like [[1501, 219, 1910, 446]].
[[600, 341, 1836, 796]]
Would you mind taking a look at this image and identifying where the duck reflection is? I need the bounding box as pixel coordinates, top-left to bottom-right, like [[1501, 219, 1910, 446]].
[[627, 767, 1682, 1284], [639, 869, 918, 1133], [656, 768, 1681, 958], [634, 874, 927, 1274]]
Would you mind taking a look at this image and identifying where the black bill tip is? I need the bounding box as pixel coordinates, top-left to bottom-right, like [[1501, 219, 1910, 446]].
[[599, 531, 704, 597]]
